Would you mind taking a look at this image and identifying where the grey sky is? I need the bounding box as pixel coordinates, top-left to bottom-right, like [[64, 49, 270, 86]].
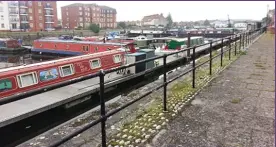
[[57, 1, 275, 21]]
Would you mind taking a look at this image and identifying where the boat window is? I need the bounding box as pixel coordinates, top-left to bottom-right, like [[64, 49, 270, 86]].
[[0, 79, 13, 92], [40, 44, 42, 47], [113, 54, 122, 63], [59, 64, 74, 77], [90, 59, 101, 69], [17, 72, 38, 88], [66, 45, 70, 49], [107, 47, 111, 51], [82, 46, 89, 52], [39, 68, 59, 82], [54, 44, 57, 48], [95, 47, 98, 52]]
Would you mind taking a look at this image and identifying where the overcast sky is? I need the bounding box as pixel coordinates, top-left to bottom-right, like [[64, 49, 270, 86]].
[[57, 1, 275, 21]]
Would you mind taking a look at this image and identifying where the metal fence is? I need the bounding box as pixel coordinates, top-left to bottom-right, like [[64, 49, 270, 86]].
[[41, 27, 264, 147]]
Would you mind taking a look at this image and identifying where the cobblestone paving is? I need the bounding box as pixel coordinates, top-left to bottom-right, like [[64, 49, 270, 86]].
[[148, 34, 275, 147]]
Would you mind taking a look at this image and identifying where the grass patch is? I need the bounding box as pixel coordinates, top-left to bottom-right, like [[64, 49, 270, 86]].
[[231, 98, 241, 104]]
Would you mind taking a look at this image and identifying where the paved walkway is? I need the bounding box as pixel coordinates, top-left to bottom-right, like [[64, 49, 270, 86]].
[[149, 34, 275, 147]]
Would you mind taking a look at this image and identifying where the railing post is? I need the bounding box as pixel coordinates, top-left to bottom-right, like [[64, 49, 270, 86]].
[[163, 55, 167, 112], [192, 47, 196, 88], [234, 35, 237, 56], [248, 32, 250, 44], [209, 41, 212, 75], [229, 37, 231, 60], [239, 34, 242, 51], [187, 33, 191, 61], [243, 33, 245, 49], [99, 69, 107, 147], [221, 38, 223, 67]]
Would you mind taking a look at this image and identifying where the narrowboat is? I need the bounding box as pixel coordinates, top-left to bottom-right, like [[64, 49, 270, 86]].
[[0, 38, 28, 53], [164, 37, 204, 50], [0, 49, 126, 99], [31, 38, 137, 56]]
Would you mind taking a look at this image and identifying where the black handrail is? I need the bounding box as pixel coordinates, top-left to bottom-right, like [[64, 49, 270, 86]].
[[47, 27, 265, 147]]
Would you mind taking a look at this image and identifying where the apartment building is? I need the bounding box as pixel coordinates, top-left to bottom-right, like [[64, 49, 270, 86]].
[[61, 3, 117, 29], [0, 1, 11, 31], [0, 1, 58, 32]]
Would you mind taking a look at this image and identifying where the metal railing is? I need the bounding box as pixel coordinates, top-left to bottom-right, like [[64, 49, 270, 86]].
[[44, 28, 265, 147]]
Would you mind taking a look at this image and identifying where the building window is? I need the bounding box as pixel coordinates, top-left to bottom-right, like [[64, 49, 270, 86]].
[[59, 64, 74, 77], [0, 15, 3, 20], [67, 17, 69, 21], [90, 59, 101, 69], [12, 24, 17, 29], [16, 72, 38, 88], [87, 13, 90, 16], [1, 24, 4, 28], [39, 68, 59, 82], [38, 2, 41, 6], [0, 7, 3, 12], [79, 7, 82, 10], [39, 16, 42, 20], [66, 12, 68, 15], [79, 17, 83, 21], [29, 8, 32, 13], [30, 23, 33, 28], [38, 9, 41, 13], [0, 79, 13, 92], [28, 1, 32, 6], [93, 13, 95, 17], [39, 23, 43, 27], [29, 16, 33, 20]]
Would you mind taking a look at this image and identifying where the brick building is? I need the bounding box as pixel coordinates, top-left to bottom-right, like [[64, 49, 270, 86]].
[[0, 1, 58, 32], [61, 3, 117, 29]]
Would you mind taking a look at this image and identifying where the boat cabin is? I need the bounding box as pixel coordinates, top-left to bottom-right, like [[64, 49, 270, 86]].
[[0, 38, 21, 49], [32, 39, 137, 56]]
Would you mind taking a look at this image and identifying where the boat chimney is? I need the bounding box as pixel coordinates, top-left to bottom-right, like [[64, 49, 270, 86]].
[[103, 35, 106, 43]]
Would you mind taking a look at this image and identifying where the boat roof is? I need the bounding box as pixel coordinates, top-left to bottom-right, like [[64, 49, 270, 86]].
[[35, 39, 132, 45], [0, 49, 124, 74], [0, 38, 16, 41]]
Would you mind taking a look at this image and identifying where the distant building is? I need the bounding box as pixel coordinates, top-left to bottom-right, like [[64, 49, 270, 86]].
[[234, 23, 247, 28], [0, 1, 58, 32], [123, 20, 141, 27], [61, 3, 117, 29], [141, 13, 168, 27]]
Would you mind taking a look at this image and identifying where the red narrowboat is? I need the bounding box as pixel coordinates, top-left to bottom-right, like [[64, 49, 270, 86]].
[[0, 49, 125, 99], [31, 39, 136, 56]]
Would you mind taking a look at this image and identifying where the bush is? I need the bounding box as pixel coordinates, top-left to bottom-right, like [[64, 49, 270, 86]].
[[89, 23, 100, 33]]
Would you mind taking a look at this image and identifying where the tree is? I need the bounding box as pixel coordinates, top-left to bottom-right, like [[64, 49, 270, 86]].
[[89, 23, 100, 33], [262, 16, 272, 25], [166, 13, 173, 29], [203, 19, 210, 26], [118, 22, 126, 29]]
